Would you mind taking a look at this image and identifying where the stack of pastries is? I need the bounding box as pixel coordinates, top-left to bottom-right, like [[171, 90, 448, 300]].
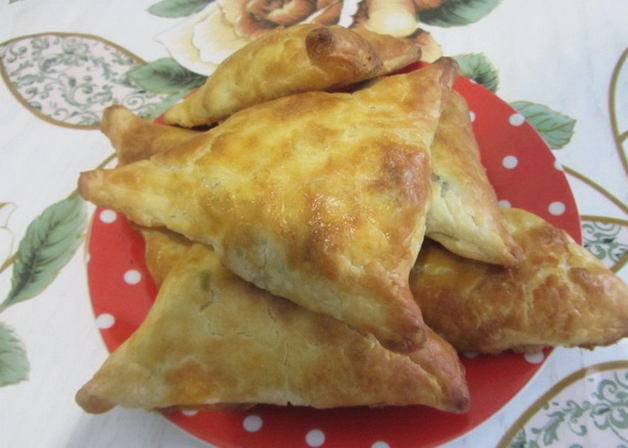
[[75, 24, 628, 416]]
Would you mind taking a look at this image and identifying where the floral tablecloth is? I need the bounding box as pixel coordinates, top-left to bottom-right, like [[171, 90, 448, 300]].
[[0, 1, 626, 447]]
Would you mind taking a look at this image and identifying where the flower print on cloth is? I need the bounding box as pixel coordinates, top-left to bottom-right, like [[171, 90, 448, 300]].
[[154, 0, 501, 76], [221, 0, 345, 36], [0, 33, 171, 128], [581, 217, 628, 273], [156, 0, 359, 76], [0, 194, 86, 313], [499, 362, 628, 448], [352, 0, 502, 36]]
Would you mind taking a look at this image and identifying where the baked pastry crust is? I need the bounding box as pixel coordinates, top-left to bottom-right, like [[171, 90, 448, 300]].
[[76, 244, 469, 414], [427, 90, 521, 265], [163, 24, 422, 127], [79, 61, 457, 353], [352, 27, 422, 74], [89, 113, 468, 414], [411, 208, 628, 354], [101, 105, 200, 165], [141, 227, 192, 287]]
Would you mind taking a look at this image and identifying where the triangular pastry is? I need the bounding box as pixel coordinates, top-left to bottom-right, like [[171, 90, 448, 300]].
[[108, 111, 624, 356], [107, 68, 518, 268], [101, 105, 201, 165], [98, 131, 469, 415], [351, 27, 423, 74], [76, 243, 469, 414], [411, 208, 628, 354], [163, 24, 422, 127], [141, 227, 192, 287], [79, 60, 458, 353], [427, 90, 521, 265]]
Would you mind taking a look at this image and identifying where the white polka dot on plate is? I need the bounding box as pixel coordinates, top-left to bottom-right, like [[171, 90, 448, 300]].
[[509, 113, 525, 126], [99, 209, 117, 223], [95, 313, 115, 329], [548, 201, 566, 216], [498, 200, 512, 208], [181, 409, 198, 417], [554, 160, 564, 171], [306, 429, 325, 447], [524, 350, 545, 364], [243, 414, 263, 432], [463, 352, 478, 359], [469, 111, 476, 122], [372, 442, 390, 448], [123, 269, 142, 285], [502, 155, 518, 169]]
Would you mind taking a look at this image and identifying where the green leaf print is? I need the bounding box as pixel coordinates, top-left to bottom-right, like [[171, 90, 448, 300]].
[[507, 428, 528, 448], [510, 101, 576, 149], [148, 0, 213, 18], [0, 323, 29, 387], [127, 57, 206, 94], [531, 409, 565, 445], [418, 0, 503, 27], [0, 194, 86, 312], [0, 33, 173, 128], [452, 53, 499, 92]]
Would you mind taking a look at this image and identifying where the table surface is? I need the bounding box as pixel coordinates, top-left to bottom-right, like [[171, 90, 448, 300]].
[[0, 1, 626, 447]]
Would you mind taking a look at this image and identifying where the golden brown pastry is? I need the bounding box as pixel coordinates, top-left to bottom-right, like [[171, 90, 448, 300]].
[[141, 228, 192, 287], [163, 24, 422, 127], [96, 123, 468, 414], [106, 79, 520, 268], [108, 69, 520, 268], [100, 109, 197, 286], [76, 244, 469, 414], [79, 60, 457, 353], [102, 105, 201, 165], [427, 91, 521, 265], [411, 208, 628, 354], [352, 27, 422, 74]]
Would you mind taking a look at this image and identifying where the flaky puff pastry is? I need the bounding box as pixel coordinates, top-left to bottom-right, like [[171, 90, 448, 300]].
[[427, 91, 522, 265], [76, 244, 469, 414], [107, 72, 517, 269], [98, 122, 468, 414], [411, 208, 628, 354], [101, 105, 200, 165], [79, 60, 458, 353], [163, 24, 422, 127], [351, 27, 422, 74], [141, 227, 192, 287], [100, 107, 196, 286], [108, 66, 520, 267]]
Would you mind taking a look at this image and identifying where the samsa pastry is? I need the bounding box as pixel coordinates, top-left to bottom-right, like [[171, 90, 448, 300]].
[[141, 227, 192, 287], [76, 244, 470, 414], [351, 27, 423, 73], [411, 208, 628, 354], [101, 105, 201, 165], [79, 60, 458, 353], [96, 112, 468, 414], [163, 24, 423, 127], [100, 108, 196, 286], [105, 72, 519, 269], [427, 90, 521, 265]]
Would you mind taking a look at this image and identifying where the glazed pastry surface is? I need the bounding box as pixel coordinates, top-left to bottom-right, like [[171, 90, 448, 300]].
[[76, 244, 469, 414], [163, 24, 422, 127], [80, 62, 457, 353], [427, 90, 521, 265], [412, 208, 628, 353]]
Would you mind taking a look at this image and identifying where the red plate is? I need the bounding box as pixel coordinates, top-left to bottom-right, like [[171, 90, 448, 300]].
[[86, 74, 581, 448]]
